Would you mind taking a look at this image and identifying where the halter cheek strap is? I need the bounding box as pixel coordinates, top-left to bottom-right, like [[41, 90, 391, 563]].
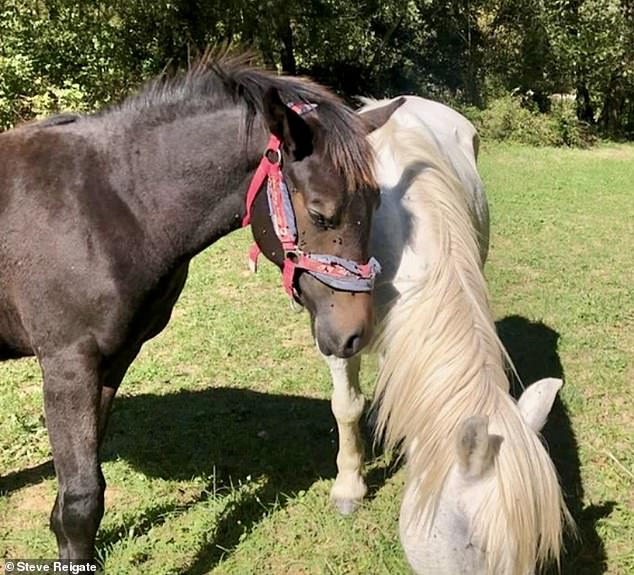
[[242, 134, 282, 228], [242, 102, 381, 299]]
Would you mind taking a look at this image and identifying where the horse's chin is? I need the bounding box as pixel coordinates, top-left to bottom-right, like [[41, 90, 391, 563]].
[[313, 315, 370, 359]]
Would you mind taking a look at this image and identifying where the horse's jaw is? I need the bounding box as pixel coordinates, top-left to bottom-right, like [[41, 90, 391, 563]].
[[399, 470, 492, 575]]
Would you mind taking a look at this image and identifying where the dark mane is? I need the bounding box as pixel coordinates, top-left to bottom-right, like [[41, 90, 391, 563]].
[[118, 52, 377, 194], [14, 113, 80, 131]]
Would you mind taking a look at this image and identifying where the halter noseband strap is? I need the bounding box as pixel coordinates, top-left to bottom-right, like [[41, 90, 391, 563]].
[[242, 102, 381, 299]]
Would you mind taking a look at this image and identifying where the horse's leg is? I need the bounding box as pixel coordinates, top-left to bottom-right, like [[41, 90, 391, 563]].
[[42, 340, 103, 561], [52, 383, 117, 556], [98, 386, 117, 445], [97, 345, 141, 444], [323, 352, 366, 514]]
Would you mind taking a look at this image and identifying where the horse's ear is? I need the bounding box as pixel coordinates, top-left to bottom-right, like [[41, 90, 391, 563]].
[[359, 96, 406, 134], [456, 416, 503, 479], [517, 377, 563, 432], [263, 87, 314, 161]]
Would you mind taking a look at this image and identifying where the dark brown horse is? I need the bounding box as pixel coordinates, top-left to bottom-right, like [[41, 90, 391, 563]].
[[0, 54, 401, 561]]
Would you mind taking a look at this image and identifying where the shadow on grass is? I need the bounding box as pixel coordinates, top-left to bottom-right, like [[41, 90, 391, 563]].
[[104, 388, 338, 486], [497, 315, 614, 575], [0, 384, 395, 571], [101, 387, 394, 572], [1, 315, 614, 574], [0, 460, 54, 494]]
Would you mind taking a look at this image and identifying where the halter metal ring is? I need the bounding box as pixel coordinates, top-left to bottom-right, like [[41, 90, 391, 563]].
[[266, 148, 282, 164]]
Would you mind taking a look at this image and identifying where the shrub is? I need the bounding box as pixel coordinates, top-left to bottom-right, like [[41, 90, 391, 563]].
[[469, 94, 594, 147]]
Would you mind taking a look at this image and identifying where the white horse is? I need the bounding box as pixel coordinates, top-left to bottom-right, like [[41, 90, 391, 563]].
[[400, 377, 565, 575], [321, 96, 572, 574]]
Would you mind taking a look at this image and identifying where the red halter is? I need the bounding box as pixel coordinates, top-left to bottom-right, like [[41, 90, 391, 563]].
[[242, 103, 380, 300]]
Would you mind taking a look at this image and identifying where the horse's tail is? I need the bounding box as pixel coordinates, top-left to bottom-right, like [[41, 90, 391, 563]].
[[371, 126, 572, 574]]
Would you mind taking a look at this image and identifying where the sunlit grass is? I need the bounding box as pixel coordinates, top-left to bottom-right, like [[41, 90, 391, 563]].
[[1, 143, 632, 574]]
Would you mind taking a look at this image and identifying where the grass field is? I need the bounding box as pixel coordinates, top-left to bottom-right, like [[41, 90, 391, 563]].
[[1, 142, 632, 574]]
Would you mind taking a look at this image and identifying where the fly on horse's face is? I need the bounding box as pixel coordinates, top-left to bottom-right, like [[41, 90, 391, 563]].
[[286, 153, 378, 357], [249, 91, 404, 358]]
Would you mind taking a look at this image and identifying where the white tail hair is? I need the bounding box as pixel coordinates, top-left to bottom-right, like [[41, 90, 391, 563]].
[[371, 121, 573, 574]]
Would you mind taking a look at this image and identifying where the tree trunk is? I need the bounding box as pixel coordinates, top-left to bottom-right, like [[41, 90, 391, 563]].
[[576, 80, 595, 124], [278, 15, 297, 75], [599, 72, 625, 135]]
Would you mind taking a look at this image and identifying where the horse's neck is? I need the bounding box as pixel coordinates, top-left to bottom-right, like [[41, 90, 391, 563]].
[[111, 107, 264, 269]]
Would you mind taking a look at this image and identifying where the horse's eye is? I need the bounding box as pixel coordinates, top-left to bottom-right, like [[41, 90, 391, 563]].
[[309, 210, 334, 230]]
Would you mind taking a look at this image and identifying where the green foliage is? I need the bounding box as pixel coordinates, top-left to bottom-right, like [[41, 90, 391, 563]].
[[472, 94, 595, 147], [0, 0, 187, 128], [477, 96, 556, 145], [0, 0, 632, 140], [549, 98, 596, 147], [541, 0, 634, 135]]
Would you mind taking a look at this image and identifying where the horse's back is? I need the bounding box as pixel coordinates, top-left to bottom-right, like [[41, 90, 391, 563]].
[[363, 96, 489, 306], [380, 97, 487, 238], [382, 96, 479, 167]]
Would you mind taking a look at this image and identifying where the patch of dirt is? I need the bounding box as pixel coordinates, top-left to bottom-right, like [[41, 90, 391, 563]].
[[12, 483, 52, 514], [9, 481, 122, 516], [105, 484, 122, 507], [1, 483, 52, 535]]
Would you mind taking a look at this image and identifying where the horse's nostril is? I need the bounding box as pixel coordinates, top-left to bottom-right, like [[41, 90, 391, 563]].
[[342, 332, 363, 357]]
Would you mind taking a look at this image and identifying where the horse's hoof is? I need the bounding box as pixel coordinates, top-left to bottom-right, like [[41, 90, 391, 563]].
[[332, 496, 362, 515]]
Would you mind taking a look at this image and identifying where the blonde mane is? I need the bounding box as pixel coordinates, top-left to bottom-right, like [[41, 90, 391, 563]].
[[370, 119, 572, 574]]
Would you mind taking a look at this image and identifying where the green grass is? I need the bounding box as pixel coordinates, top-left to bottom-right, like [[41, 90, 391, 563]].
[[1, 143, 633, 574]]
